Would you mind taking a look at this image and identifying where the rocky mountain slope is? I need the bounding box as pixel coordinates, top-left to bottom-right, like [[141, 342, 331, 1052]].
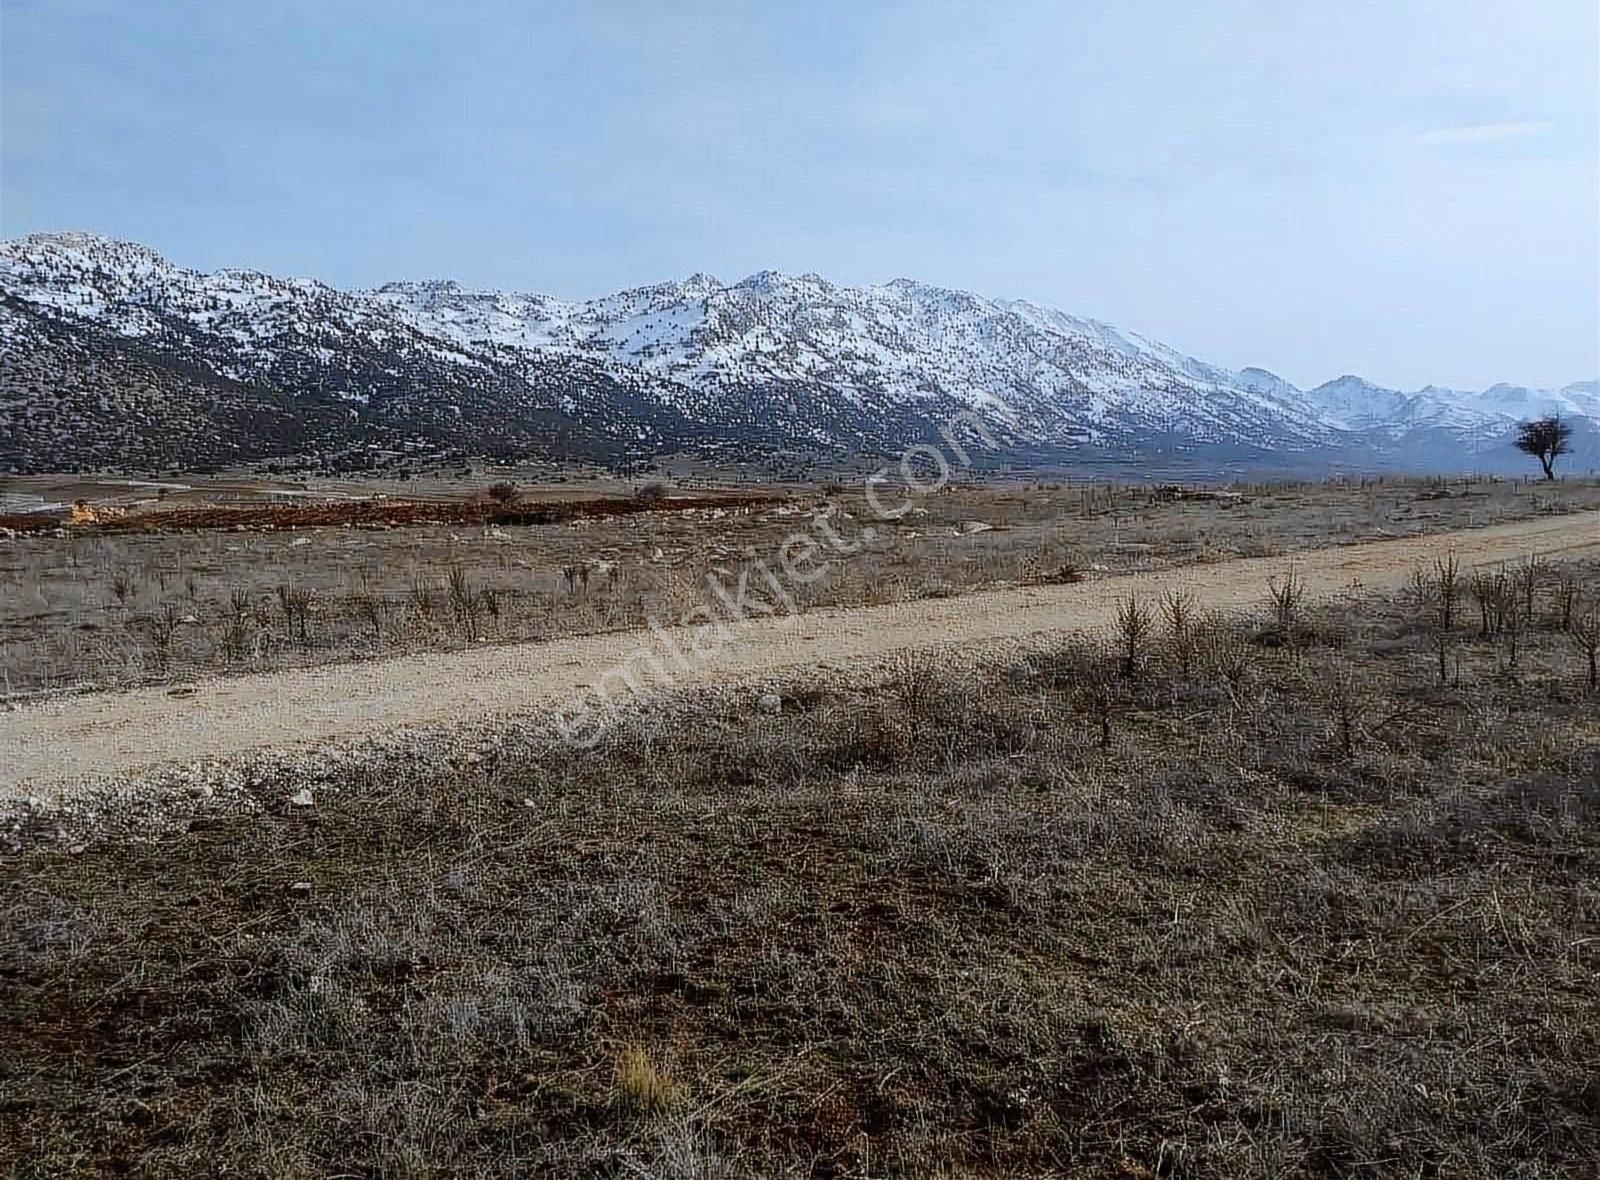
[[1, 231, 1593, 475]]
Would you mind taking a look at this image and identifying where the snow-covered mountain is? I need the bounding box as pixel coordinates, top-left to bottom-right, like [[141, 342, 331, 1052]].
[[1, 231, 1593, 475]]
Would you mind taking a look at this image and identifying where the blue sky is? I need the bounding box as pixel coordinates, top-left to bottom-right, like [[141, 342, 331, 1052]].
[[2, 0, 1596, 389]]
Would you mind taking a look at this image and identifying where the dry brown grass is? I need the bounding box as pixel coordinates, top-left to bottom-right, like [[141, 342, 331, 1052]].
[[5, 474, 1598, 698], [3, 561, 1598, 1175], [613, 1044, 684, 1114]]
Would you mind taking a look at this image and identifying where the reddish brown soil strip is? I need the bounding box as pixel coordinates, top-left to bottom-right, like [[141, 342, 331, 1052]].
[[0, 492, 787, 535]]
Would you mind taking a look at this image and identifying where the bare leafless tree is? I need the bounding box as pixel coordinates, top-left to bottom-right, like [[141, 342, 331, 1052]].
[[409, 575, 436, 621], [110, 569, 136, 608], [276, 583, 312, 645], [1199, 615, 1253, 713], [1114, 592, 1154, 678], [1470, 567, 1510, 638], [1320, 656, 1368, 758], [148, 603, 180, 674], [1268, 565, 1304, 633], [1516, 557, 1544, 624], [221, 611, 251, 664], [1434, 553, 1461, 632], [354, 574, 387, 638], [1573, 598, 1600, 692], [1554, 571, 1579, 631], [1500, 587, 1525, 672], [447, 564, 481, 640], [1161, 588, 1198, 675]]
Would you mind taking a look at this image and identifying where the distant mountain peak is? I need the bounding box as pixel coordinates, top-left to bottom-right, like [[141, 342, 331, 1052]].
[[16, 229, 139, 250], [374, 278, 464, 295], [1315, 374, 1387, 393], [679, 271, 721, 294], [0, 231, 1594, 474]]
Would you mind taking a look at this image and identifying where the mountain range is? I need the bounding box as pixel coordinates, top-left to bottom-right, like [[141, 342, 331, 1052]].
[[1, 231, 1594, 476]]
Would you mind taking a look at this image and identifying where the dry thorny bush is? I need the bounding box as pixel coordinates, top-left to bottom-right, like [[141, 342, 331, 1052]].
[[2, 564, 1599, 1176]]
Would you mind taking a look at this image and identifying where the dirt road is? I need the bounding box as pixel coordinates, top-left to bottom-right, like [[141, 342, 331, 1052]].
[[5, 512, 1596, 795]]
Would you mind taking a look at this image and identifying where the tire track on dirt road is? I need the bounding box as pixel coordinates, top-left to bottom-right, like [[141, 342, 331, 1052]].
[[4, 511, 1596, 796]]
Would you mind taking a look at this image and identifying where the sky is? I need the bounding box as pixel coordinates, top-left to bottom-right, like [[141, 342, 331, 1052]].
[[2, 0, 1596, 390]]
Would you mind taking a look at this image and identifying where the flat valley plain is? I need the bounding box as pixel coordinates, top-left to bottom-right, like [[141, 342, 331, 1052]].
[[3, 472, 1600, 1178], [5, 472, 1598, 698]]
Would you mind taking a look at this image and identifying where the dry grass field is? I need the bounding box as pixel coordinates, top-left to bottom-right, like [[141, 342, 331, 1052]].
[[4, 474, 1596, 698], [3, 549, 1600, 1176]]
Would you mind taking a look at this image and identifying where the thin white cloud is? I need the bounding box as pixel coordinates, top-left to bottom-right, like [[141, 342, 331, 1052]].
[[1418, 120, 1553, 145]]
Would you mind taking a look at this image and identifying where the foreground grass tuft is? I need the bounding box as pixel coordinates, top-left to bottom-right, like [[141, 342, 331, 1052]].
[[613, 1044, 684, 1114]]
